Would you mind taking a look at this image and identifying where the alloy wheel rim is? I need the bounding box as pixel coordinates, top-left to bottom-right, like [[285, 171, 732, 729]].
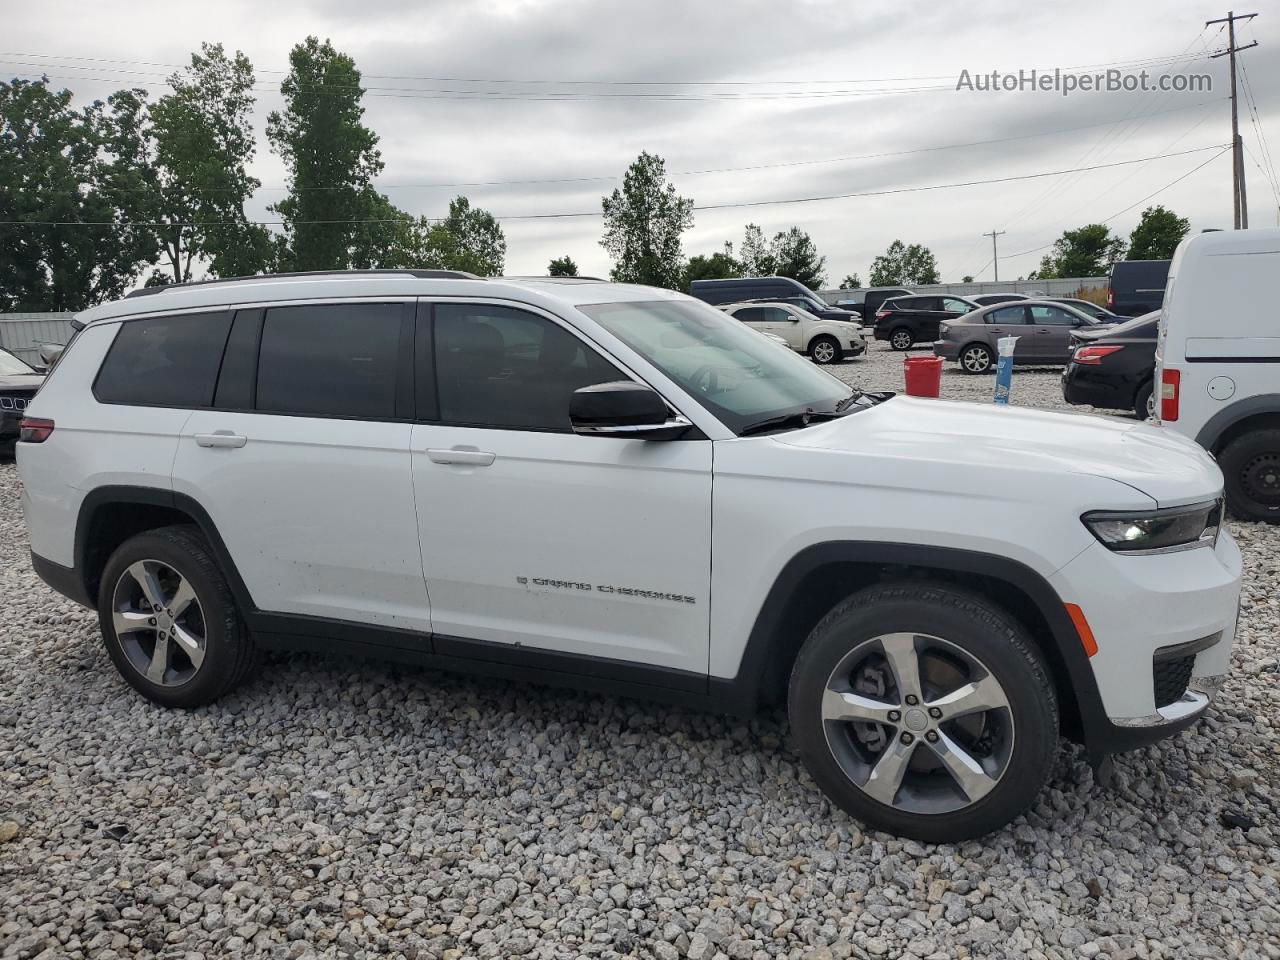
[[822, 632, 1014, 815], [814, 342, 835, 362], [962, 348, 989, 372], [112, 559, 207, 687], [1146, 390, 1156, 418], [892, 332, 911, 350]]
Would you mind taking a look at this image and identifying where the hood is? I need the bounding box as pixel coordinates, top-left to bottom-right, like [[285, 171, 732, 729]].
[[0, 374, 43, 390], [775, 396, 1222, 507]]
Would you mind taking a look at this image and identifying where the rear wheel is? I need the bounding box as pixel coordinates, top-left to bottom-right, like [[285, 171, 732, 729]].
[[1134, 380, 1154, 419], [890, 328, 914, 351], [960, 343, 994, 374], [1218, 429, 1280, 522], [97, 525, 258, 707], [809, 336, 841, 365], [788, 583, 1058, 841]]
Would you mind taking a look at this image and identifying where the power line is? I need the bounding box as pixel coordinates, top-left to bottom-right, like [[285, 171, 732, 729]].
[[0, 144, 1229, 228]]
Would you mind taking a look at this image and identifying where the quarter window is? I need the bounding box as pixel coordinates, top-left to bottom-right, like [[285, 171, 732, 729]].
[[94, 312, 233, 408], [256, 303, 402, 418], [433, 303, 624, 431]]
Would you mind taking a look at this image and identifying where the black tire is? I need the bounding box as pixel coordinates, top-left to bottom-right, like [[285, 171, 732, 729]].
[[788, 582, 1058, 842], [97, 525, 258, 708], [1133, 380, 1154, 420], [889, 328, 914, 351], [959, 343, 994, 374], [808, 335, 841, 365], [1218, 428, 1280, 523]]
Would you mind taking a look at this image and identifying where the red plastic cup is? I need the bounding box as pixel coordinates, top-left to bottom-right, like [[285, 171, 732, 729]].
[[903, 356, 943, 398]]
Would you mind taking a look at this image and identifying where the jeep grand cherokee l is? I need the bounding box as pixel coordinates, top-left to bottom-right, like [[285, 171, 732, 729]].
[[18, 269, 1242, 841]]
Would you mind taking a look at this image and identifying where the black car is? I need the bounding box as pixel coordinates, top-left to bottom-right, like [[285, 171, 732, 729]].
[[1107, 260, 1170, 317], [1061, 311, 1159, 418], [857, 287, 914, 317], [968, 293, 1029, 306], [736, 295, 863, 322], [0, 347, 44, 454], [874, 294, 981, 350], [1047, 297, 1119, 322]]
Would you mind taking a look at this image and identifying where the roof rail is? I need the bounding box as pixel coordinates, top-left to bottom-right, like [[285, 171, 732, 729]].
[[500, 275, 609, 283], [123, 269, 483, 299]]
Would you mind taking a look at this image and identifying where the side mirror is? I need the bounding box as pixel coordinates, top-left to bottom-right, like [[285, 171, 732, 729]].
[[570, 382, 691, 440]]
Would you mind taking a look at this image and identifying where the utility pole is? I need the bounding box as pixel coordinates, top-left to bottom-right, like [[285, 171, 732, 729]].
[[1207, 11, 1258, 229], [983, 230, 1006, 281]]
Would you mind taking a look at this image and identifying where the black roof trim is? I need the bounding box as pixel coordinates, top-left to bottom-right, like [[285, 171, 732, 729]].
[[124, 269, 483, 299]]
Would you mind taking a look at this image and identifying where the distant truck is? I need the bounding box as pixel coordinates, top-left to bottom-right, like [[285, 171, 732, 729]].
[[688, 276, 862, 322], [1107, 260, 1170, 317]]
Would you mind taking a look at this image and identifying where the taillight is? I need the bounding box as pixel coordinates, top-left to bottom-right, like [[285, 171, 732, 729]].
[[1073, 345, 1124, 365], [1160, 368, 1180, 421], [18, 417, 54, 443], [876, 309, 890, 320], [1106, 288, 1115, 307]]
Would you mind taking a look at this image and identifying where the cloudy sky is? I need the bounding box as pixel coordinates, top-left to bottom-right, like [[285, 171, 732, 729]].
[[4, 0, 1277, 285]]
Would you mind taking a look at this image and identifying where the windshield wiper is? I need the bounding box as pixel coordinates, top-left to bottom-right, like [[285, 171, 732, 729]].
[[739, 407, 846, 436], [834, 389, 864, 412]]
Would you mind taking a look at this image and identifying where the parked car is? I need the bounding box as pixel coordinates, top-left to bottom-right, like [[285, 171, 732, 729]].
[[874, 295, 982, 351], [19, 269, 1241, 841], [689, 276, 859, 322], [856, 287, 914, 317], [1047, 297, 1119, 322], [0, 347, 45, 454], [1156, 228, 1280, 521], [934, 301, 1110, 373], [968, 293, 1029, 306], [1107, 260, 1170, 316], [721, 301, 865, 363], [1061, 312, 1160, 418]]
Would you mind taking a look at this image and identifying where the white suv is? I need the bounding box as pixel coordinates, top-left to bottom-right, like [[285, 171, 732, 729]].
[[1156, 227, 1280, 522], [720, 301, 865, 364], [18, 270, 1242, 841]]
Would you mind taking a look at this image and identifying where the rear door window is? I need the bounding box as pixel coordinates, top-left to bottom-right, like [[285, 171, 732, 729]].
[[94, 312, 233, 408], [987, 306, 1029, 325]]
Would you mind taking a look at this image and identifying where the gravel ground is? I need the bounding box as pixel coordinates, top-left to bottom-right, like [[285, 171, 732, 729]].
[[2, 345, 1278, 960]]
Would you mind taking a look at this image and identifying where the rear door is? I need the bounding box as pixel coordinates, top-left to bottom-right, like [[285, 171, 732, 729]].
[[984, 305, 1031, 358], [173, 300, 430, 635], [1027, 304, 1081, 362]]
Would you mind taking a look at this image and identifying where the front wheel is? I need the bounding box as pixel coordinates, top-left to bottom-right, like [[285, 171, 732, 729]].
[[1134, 380, 1154, 420], [809, 336, 841, 365], [959, 343, 994, 374], [97, 525, 258, 707], [788, 582, 1059, 842], [889, 328, 914, 351], [1218, 429, 1280, 522]]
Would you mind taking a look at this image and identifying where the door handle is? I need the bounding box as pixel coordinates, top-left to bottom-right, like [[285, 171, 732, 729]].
[[426, 447, 496, 466], [194, 431, 247, 449]]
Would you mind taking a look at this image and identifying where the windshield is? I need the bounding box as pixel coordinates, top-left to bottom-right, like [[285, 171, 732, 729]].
[[580, 299, 856, 434], [0, 348, 36, 376]]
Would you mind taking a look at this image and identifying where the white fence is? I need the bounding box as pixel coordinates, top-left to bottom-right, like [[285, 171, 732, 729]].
[[818, 277, 1108, 305], [0, 313, 77, 365]]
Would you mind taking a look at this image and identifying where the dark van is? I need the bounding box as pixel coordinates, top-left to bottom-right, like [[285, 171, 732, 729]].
[[1107, 260, 1170, 317], [688, 277, 860, 322]]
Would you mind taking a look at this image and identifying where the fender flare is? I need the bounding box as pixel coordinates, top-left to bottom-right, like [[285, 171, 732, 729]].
[[1193, 394, 1280, 451]]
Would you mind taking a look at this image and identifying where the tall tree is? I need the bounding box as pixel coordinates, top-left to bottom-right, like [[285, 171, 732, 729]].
[[0, 78, 156, 311], [770, 226, 826, 289], [429, 196, 506, 276], [548, 255, 579, 277], [1127, 205, 1189, 260], [739, 223, 774, 276], [267, 37, 385, 271], [600, 152, 693, 288], [840, 273, 861, 289], [869, 240, 939, 286], [1034, 224, 1126, 279]]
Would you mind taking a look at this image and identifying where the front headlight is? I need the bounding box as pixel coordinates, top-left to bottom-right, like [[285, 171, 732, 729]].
[[1082, 499, 1223, 554]]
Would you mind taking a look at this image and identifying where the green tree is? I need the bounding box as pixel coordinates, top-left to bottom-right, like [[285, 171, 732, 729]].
[[869, 240, 940, 286], [267, 37, 385, 271], [1127, 205, 1189, 260], [427, 196, 506, 275], [961, 275, 974, 283], [0, 78, 157, 311], [1035, 224, 1127, 279], [739, 223, 774, 276], [548, 255, 579, 277], [600, 152, 693, 288], [769, 227, 826, 289], [682, 246, 741, 287], [840, 273, 861, 289], [145, 44, 272, 282]]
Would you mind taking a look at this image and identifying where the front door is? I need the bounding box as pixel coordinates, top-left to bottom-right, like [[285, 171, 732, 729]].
[[409, 300, 713, 676], [1027, 304, 1080, 362]]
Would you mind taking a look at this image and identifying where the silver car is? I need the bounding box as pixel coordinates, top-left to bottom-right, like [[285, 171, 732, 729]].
[[933, 300, 1111, 373]]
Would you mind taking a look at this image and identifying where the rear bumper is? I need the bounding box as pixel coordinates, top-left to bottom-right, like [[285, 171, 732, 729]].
[[1060, 363, 1132, 409], [932, 339, 960, 361], [31, 551, 93, 608]]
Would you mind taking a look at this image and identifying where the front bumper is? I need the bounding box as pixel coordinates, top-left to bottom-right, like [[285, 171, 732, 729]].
[[844, 339, 867, 357], [1050, 528, 1241, 745]]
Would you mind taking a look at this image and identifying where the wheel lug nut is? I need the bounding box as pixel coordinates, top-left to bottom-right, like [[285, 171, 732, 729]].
[[929, 707, 942, 719], [900, 732, 914, 745], [153, 604, 162, 612], [887, 710, 901, 722], [148, 617, 156, 626], [926, 731, 939, 743], [905, 695, 919, 705]]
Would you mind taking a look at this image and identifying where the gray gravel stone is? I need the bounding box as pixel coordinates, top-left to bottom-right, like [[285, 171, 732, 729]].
[[1, 352, 1278, 959]]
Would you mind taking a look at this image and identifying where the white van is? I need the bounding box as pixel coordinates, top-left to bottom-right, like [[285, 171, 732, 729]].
[[1156, 228, 1280, 521]]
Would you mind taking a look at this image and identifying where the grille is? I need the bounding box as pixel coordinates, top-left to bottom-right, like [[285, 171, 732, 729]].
[[0, 392, 33, 411], [1152, 654, 1196, 709]]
